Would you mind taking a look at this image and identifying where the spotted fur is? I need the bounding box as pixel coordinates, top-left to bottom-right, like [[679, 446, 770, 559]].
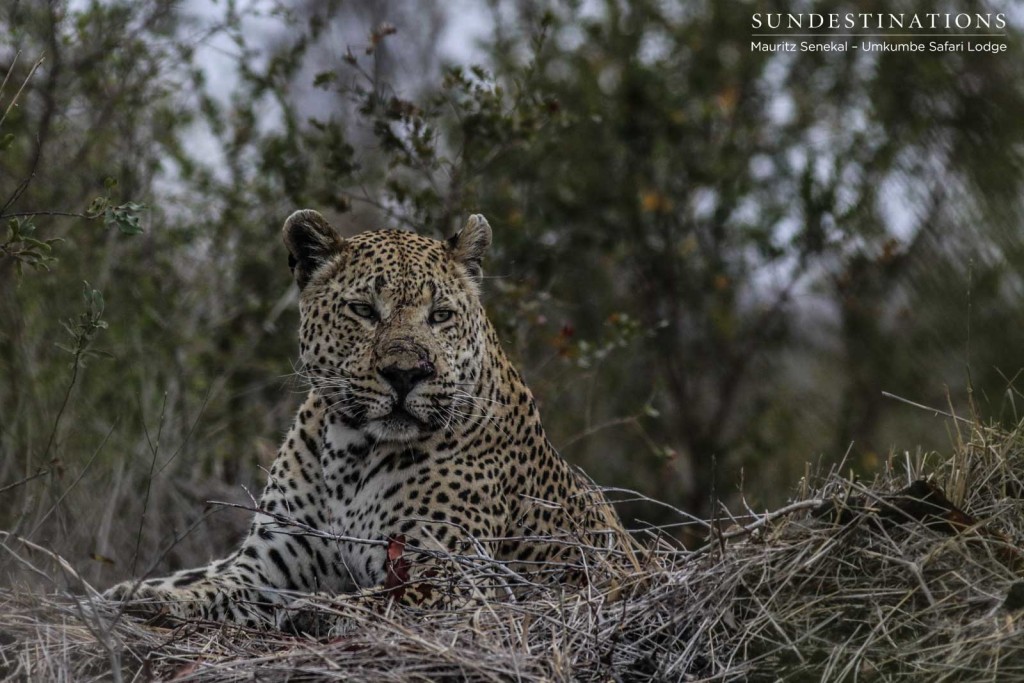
[[104, 211, 625, 627]]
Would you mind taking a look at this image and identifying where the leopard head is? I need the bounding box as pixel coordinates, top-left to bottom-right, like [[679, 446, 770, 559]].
[[283, 210, 493, 444]]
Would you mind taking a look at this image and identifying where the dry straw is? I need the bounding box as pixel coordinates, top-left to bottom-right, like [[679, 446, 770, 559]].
[[3, 415, 1024, 681]]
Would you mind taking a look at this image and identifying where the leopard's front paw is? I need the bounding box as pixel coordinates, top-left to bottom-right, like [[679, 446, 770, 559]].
[[103, 581, 193, 626], [276, 596, 356, 638]]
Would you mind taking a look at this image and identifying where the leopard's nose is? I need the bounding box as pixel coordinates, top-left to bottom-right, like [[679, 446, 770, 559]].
[[378, 362, 435, 398]]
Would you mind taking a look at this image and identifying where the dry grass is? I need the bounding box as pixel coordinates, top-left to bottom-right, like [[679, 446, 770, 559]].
[[4, 415, 1024, 681]]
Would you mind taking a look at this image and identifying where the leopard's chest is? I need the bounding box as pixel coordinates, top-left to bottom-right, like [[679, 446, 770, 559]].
[[319, 424, 442, 587]]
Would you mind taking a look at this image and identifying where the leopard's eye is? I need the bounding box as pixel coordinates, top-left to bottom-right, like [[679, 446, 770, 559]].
[[348, 302, 378, 321], [429, 309, 454, 325]]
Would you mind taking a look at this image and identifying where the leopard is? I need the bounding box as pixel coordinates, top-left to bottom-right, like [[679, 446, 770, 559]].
[[103, 210, 627, 629]]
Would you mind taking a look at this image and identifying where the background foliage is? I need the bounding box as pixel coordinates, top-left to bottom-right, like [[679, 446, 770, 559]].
[[2, 0, 1023, 583]]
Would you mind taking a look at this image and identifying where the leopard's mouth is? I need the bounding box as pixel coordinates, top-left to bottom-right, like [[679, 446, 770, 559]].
[[387, 405, 428, 426], [366, 405, 432, 443]]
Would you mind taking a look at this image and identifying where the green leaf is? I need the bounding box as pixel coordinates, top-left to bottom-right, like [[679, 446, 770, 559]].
[[86, 196, 108, 217], [24, 238, 51, 252], [103, 202, 146, 235], [313, 70, 337, 87]]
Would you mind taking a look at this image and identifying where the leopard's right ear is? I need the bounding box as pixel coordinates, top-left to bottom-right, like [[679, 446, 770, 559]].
[[446, 214, 492, 285], [282, 210, 345, 289]]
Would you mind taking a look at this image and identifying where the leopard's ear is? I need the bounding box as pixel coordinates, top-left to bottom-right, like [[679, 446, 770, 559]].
[[282, 210, 345, 289], [446, 214, 492, 284]]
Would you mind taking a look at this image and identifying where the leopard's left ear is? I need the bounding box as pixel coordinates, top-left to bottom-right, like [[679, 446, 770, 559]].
[[446, 214, 492, 284], [283, 209, 345, 290]]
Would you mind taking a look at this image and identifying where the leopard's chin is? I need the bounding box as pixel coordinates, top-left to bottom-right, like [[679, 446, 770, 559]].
[[365, 407, 430, 443]]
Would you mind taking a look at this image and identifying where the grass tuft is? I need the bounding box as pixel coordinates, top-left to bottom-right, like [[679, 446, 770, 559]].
[[4, 416, 1024, 681]]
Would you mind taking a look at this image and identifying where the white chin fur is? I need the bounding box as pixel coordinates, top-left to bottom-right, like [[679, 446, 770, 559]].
[[365, 417, 422, 444]]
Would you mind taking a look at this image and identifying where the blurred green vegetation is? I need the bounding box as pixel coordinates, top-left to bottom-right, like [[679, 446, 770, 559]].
[[2, 0, 1023, 580]]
